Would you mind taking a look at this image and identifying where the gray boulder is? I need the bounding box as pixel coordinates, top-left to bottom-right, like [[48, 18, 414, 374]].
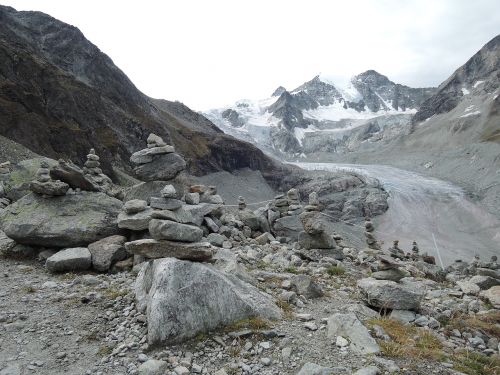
[[88, 235, 127, 272], [327, 313, 380, 355], [353, 367, 379, 375], [207, 233, 226, 247], [150, 197, 182, 210], [371, 268, 409, 282], [149, 219, 203, 242], [137, 359, 168, 375], [469, 275, 500, 290], [0, 230, 15, 256], [136, 258, 281, 345], [273, 215, 302, 240], [125, 239, 213, 261], [0, 192, 122, 247], [238, 209, 260, 230], [133, 153, 186, 182], [298, 231, 336, 249], [357, 278, 426, 310], [296, 362, 333, 375], [46, 247, 92, 273], [291, 275, 323, 299], [118, 208, 153, 231], [124, 199, 148, 214]]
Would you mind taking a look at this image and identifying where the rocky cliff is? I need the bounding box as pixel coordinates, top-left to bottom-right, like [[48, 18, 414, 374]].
[[0, 5, 283, 181]]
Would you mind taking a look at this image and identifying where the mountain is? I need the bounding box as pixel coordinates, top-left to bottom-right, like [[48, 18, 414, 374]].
[[205, 72, 436, 157], [0, 5, 283, 181]]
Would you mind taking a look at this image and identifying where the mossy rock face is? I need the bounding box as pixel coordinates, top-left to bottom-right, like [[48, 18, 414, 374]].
[[0, 157, 57, 202], [0, 191, 123, 247]]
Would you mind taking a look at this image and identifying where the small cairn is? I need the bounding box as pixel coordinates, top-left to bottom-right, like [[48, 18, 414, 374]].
[[118, 198, 153, 231], [130, 134, 186, 182], [29, 160, 69, 197], [388, 240, 405, 260], [83, 149, 113, 193], [190, 185, 223, 204], [287, 188, 303, 215], [0, 161, 10, 175], [297, 192, 342, 259], [364, 218, 381, 250], [410, 240, 420, 260], [238, 196, 247, 210], [304, 191, 319, 212], [273, 193, 289, 217], [150, 184, 183, 211]]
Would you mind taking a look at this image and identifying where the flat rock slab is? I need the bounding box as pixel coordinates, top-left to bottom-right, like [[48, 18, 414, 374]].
[[133, 153, 186, 182], [135, 258, 281, 345], [357, 278, 426, 311], [118, 208, 153, 231], [149, 219, 203, 242], [125, 239, 213, 261], [0, 192, 122, 247], [46, 247, 92, 273], [327, 312, 380, 355]]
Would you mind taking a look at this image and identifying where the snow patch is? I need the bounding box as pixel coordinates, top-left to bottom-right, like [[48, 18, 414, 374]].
[[473, 81, 485, 88], [461, 87, 470, 95], [460, 111, 481, 118]]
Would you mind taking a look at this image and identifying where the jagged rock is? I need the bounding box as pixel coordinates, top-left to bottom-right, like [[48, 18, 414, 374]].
[[30, 179, 69, 196], [290, 275, 323, 299], [207, 233, 226, 247], [133, 153, 186, 182], [185, 192, 200, 205], [479, 286, 500, 308], [296, 362, 333, 375], [118, 208, 154, 231], [181, 203, 222, 227], [327, 313, 380, 355], [255, 232, 275, 245], [50, 159, 100, 191], [357, 278, 426, 310], [0, 192, 122, 247], [160, 184, 177, 198], [135, 258, 281, 345], [150, 197, 183, 210], [273, 215, 303, 240], [125, 239, 213, 261], [469, 275, 500, 290], [46, 247, 92, 272], [238, 209, 260, 231], [88, 235, 127, 272], [298, 231, 336, 249], [124, 199, 148, 214], [203, 216, 220, 233], [149, 219, 203, 242], [457, 280, 481, 295]]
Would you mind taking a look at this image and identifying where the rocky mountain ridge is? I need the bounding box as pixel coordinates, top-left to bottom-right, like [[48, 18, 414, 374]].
[[205, 71, 436, 156]]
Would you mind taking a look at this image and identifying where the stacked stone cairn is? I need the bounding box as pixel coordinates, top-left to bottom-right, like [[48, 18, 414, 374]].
[[130, 134, 186, 182], [287, 188, 303, 216], [238, 196, 246, 210], [82, 148, 114, 193], [297, 192, 343, 259], [388, 240, 405, 260], [0, 162, 10, 209], [371, 254, 410, 282], [364, 218, 381, 250], [410, 240, 420, 259], [29, 160, 69, 197], [190, 185, 224, 204]]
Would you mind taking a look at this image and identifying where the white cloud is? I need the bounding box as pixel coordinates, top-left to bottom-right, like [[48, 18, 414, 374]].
[[3, 0, 500, 110]]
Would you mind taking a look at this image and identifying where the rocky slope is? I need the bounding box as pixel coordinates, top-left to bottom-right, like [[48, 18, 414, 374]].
[[205, 72, 436, 156], [0, 5, 285, 182]]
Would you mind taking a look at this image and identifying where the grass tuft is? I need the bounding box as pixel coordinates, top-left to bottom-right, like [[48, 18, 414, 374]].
[[326, 265, 345, 277], [452, 350, 500, 375], [276, 299, 294, 320], [224, 317, 271, 332]]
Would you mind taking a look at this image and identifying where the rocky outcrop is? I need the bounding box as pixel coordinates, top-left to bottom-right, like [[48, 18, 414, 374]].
[[357, 278, 426, 311], [136, 258, 281, 345], [0, 192, 122, 247]]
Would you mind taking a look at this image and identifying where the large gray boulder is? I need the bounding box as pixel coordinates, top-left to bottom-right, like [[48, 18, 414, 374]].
[[46, 247, 92, 273], [298, 231, 336, 249], [125, 239, 213, 261], [88, 235, 128, 272], [357, 278, 426, 311], [0, 192, 122, 247], [149, 219, 203, 242], [326, 312, 380, 355], [136, 258, 281, 345], [133, 153, 186, 182], [118, 208, 153, 231], [273, 215, 302, 240]]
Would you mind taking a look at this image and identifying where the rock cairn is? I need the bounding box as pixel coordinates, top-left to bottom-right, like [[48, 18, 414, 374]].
[[304, 191, 319, 212], [130, 134, 186, 182], [297, 192, 342, 259], [364, 218, 380, 250], [83, 149, 113, 192], [411, 240, 420, 259], [0, 161, 10, 175], [388, 240, 405, 259], [190, 185, 224, 204], [371, 254, 409, 282], [29, 160, 69, 197], [238, 196, 246, 210], [287, 188, 303, 215]]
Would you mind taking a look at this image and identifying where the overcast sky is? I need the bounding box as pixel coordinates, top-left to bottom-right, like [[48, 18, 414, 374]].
[[3, 0, 500, 110]]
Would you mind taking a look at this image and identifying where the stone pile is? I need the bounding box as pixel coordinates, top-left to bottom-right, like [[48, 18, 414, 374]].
[[82, 149, 114, 193], [364, 218, 381, 250], [371, 254, 409, 282], [190, 185, 224, 204], [0, 161, 10, 174], [29, 160, 69, 197], [130, 134, 186, 182], [118, 199, 153, 231], [388, 240, 405, 259], [286, 188, 303, 215], [297, 192, 342, 259]]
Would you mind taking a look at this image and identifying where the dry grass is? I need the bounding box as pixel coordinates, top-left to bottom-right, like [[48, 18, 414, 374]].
[[104, 288, 129, 300], [447, 311, 500, 338], [276, 299, 295, 320], [326, 265, 345, 277], [22, 285, 37, 294], [368, 318, 444, 360], [224, 317, 271, 333], [452, 350, 500, 375]]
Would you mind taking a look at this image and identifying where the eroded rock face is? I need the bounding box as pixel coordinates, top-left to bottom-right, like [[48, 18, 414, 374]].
[[0, 192, 122, 247], [135, 258, 281, 345]]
